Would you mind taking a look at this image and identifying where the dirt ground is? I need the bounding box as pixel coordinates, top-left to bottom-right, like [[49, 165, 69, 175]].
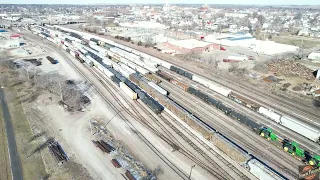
[[13, 30, 218, 180]]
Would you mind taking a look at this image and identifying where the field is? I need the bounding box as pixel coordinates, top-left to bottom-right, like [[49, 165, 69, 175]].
[[261, 35, 320, 48], [0, 102, 12, 180], [2, 70, 47, 180]]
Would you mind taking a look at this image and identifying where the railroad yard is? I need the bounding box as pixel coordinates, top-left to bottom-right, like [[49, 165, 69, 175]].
[[0, 24, 319, 180]]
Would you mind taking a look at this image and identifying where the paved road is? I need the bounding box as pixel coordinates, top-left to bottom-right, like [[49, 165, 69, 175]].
[[0, 88, 23, 180]]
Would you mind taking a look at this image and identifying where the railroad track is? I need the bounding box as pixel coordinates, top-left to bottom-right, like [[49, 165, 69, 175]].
[[160, 80, 299, 179], [134, 101, 235, 179], [158, 66, 320, 128], [92, 68, 234, 179], [37, 32, 238, 179], [85, 35, 320, 125], [208, 86, 320, 154], [37, 40, 188, 179], [160, 111, 251, 180], [77, 29, 320, 126], [162, 70, 320, 154], [208, 72, 320, 128]]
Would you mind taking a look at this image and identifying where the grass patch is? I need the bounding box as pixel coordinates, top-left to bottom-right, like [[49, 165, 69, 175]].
[[4, 86, 47, 180], [0, 102, 12, 180], [271, 36, 320, 48]]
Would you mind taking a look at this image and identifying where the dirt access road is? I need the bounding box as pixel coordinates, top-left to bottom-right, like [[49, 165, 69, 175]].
[[0, 88, 23, 180]]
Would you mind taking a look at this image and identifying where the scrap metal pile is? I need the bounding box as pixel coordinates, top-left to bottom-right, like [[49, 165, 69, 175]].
[[48, 139, 69, 163], [268, 60, 315, 80], [92, 140, 115, 154]]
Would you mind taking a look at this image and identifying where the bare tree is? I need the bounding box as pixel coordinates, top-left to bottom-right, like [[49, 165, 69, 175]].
[[144, 37, 154, 47], [205, 55, 219, 69], [253, 61, 269, 73], [228, 63, 239, 72], [181, 50, 201, 61]]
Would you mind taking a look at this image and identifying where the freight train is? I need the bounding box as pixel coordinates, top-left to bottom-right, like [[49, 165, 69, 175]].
[[156, 70, 320, 166], [32, 26, 314, 178], [127, 72, 286, 180], [164, 64, 320, 144], [37, 24, 319, 142]]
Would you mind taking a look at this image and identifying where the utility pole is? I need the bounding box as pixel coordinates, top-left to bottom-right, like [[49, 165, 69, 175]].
[[105, 110, 122, 128], [188, 165, 195, 180]]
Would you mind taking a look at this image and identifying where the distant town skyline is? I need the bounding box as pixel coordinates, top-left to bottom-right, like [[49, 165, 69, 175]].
[[1, 0, 319, 5]]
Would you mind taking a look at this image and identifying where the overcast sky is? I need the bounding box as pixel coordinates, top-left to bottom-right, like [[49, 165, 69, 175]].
[[0, 0, 319, 5]]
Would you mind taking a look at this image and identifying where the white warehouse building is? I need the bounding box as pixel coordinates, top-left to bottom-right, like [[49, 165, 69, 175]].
[[0, 40, 20, 49], [205, 33, 298, 55]]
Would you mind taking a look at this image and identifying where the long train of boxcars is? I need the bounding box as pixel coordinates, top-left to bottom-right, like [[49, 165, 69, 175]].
[[50, 25, 320, 144], [51, 24, 320, 164], [157, 69, 320, 164], [33, 26, 293, 178], [40, 25, 307, 173]]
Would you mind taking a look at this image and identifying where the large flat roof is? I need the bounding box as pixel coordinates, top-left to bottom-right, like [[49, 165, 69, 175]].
[[168, 39, 212, 49]]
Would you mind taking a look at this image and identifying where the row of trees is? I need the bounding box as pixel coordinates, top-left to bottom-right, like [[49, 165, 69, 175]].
[[114, 35, 131, 42]]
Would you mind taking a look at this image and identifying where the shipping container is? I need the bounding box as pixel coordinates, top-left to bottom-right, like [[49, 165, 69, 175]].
[[111, 159, 121, 168], [223, 59, 241, 63], [100, 140, 115, 152], [258, 107, 281, 123], [70, 51, 76, 58], [125, 170, 136, 180], [212, 133, 251, 164], [186, 115, 213, 140], [171, 78, 189, 91], [228, 92, 260, 111], [119, 63, 136, 74], [280, 116, 320, 142], [103, 67, 114, 78], [120, 82, 138, 100], [136, 90, 163, 114], [129, 74, 140, 85], [143, 59, 158, 68], [146, 74, 161, 84], [192, 75, 231, 97], [124, 79, 139, 92], [217, 103, 232, 114], [143, 65, 158, 73], [46, 56, 58, 64], [247, 159, 286, 180], [148, 82, 168, 96], [111, 76, 121, 86], [166, 100, 188, 122], [229, 111, 262, 134], [157, 71, 172, 81], [160, 61, 173, 69], [115, 65, 131, 78]]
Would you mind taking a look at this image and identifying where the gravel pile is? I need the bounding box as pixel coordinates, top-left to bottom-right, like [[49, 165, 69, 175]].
[[268, 60, 315, 80]]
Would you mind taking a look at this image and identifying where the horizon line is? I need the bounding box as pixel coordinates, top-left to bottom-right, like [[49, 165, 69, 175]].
[[0, 3, 319, 6]]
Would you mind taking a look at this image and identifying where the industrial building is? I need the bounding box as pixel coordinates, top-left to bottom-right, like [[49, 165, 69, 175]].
[[163, 39, 220, 53], [204, 33, 298, 55]]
